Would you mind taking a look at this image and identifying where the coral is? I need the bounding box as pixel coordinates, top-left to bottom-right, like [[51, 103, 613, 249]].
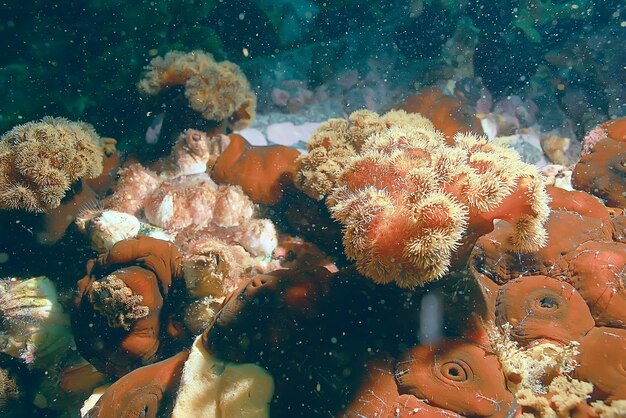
[[211, 133, 301, 205], [171, 336, 274, 418], [0, 368, 19, 412], [84, 351, 188, 418], [488, 323, 579, 395], [395, 87, 482, 138], [573, 327, 626, 402], [320, 110, 549, 287], [138, 50, 257, 130], [515, 376, 595, 418], [89, 273, 150, 331], [0, 276, 75, 369], [573, 119, 626, 208], [495, 275, 595, 346], [395, 340, 515, 418], [104, 163, 161, 216], [295, 109, 434, 200], [0, 117, 104, 212]]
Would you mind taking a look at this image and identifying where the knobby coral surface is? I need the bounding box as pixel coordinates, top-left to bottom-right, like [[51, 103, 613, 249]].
[[138, 50, 257, 130], [299, 110, 550, 287], [0, 117, 103, 212]]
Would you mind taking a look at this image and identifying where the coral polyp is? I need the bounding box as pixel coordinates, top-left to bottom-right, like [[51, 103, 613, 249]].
[[307, 111, 550, 287]]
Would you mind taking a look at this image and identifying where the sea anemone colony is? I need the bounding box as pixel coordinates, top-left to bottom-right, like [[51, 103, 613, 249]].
[[0, 20, 624, 418]]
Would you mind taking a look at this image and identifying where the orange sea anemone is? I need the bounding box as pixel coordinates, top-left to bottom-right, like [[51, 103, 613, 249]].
[[85, 351, 188, 418], [395, 87, 482, 139], [212, 133, 301, 205], [73, 236, 187, 377], [139, 50, 257, 131]]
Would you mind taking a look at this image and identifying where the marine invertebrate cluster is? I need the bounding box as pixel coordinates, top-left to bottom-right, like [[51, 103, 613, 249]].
[[298, 109, 550, 287], [295, 109, 432, 201], [0, 117, 104, 212], [139, 50, 257, 131]]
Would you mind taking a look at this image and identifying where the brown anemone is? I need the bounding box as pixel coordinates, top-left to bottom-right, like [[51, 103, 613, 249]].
[[495, 275, 595, 346]]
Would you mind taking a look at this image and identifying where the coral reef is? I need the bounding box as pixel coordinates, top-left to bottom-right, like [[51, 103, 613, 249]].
[[0, 117, 103, 212], [295, 109, 433, 200], [1, 4, 625, 416], [139, 50, 257, 131]]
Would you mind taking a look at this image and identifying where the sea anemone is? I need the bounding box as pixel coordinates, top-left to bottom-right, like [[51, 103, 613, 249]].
[[138, 50, 257, 130]]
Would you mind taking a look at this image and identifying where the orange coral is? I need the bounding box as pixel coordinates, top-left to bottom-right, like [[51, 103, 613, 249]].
[[495, 275, 595, 346], [322, 111, 549, 288], [295, 109, 434, 200], [211, 134, 301, 205], [395, 87, 482, 138], [138, 50, 257, 130], [0, 117, 103, 212]]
